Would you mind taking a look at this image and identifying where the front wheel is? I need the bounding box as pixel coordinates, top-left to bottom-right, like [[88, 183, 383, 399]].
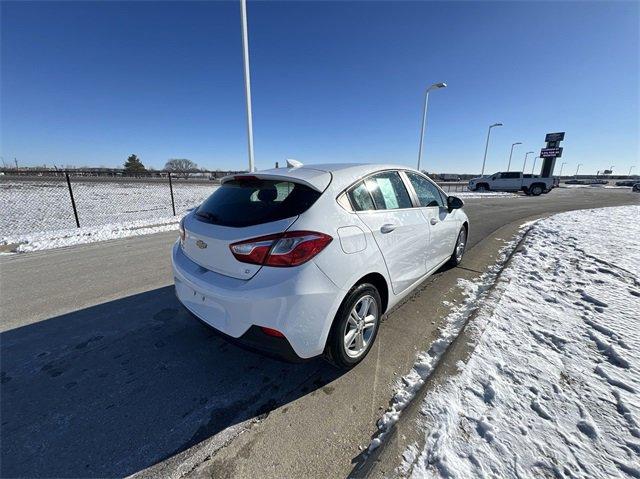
[[449, 227, 467, 266], [325, 284, 382, 369]]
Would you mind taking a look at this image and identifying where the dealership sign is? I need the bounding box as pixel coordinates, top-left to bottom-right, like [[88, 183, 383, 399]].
[[541, 147, 563, 158], [545, 132, 565, 142]]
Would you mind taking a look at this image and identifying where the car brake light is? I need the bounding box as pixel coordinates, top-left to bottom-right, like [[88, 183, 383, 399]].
[[260, 327, 285, 338], [230, 231, 332, 267]]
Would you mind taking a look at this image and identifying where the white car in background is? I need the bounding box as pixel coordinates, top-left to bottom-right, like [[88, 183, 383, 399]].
[[172, 163, 469, 368]]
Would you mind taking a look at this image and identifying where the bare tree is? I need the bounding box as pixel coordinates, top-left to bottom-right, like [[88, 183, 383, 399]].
[[164, 158, 198, 179]]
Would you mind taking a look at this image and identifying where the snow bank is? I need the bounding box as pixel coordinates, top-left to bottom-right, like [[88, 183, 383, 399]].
[[455, 192, 519, 199], [1, 218, 183, 253], [368, 220, 539, 453], [402, 206, 640, 478]]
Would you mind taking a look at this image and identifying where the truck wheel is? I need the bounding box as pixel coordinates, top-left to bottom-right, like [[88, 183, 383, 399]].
[[530, 184, 543, 196]]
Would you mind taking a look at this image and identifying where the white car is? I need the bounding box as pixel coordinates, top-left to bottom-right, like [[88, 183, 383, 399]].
[[172, 163, 469, 368]]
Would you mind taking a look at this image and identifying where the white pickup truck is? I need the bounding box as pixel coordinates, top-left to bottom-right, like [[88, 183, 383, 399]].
[[467, 172, 559, 196]]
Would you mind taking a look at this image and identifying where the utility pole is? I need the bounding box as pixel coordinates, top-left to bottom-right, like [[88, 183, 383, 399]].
[[14, 158, 18, 169], [240, 0, 255, 172]]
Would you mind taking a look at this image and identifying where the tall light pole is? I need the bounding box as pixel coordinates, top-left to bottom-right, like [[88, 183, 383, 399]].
[[481, 122, 503, 176], [507, 142, 522, 171], [629, 166, 636, 176], [240, 0, 255, 172], [575, 163, 583, 176], [522, 151, 534, 172], [416, 82, 447, 171], [559, 161, 567, 177], [531, 156, 540, 175]]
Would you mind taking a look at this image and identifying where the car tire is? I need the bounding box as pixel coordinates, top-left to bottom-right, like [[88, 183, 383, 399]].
[[476, 183, 489, 192], [530, 184, 543, 196], [325, 283, 382, 369], [448, 226, 467, 266]]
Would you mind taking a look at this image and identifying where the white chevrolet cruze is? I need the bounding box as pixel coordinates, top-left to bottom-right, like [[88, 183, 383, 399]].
[[172, 163, 469, 368]]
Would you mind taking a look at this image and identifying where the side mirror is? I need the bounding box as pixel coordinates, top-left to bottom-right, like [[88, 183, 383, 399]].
[[447, 196, 464, 212]]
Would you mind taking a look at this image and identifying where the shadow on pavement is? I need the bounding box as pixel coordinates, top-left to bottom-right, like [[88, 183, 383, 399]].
[[0, 287, 340, 478]]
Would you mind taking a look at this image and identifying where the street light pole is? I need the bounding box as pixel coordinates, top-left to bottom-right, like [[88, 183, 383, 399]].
[[522, 151, 534, 172], [629, 166, 636, 176], [240, 0, 255, 172], [416, 82, 447, 171], [507, 142, 522, 172], [481, 122, 503, 176], [531, 156, 540, 175], [559, 162, 567, 177], [575, 163, 583, 177]]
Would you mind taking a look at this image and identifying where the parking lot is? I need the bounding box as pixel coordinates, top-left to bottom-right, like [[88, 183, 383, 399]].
[[1, 187, 638, 478]]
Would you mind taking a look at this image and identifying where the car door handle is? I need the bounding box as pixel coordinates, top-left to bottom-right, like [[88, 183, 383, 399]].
[[430, 218, 438, 225], [380, 223, 397, 234]]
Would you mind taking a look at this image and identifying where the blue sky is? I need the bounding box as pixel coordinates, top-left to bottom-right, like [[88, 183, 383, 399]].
[[1, 1, 638, 174]]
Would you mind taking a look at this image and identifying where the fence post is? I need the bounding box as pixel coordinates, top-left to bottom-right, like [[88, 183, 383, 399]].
[[168, 172, 176, 216], [65, 172, 80, 228]]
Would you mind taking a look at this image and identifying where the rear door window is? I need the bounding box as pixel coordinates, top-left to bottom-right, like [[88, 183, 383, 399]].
[[195, 178, 321, 227], [363, 171, 412, 210]]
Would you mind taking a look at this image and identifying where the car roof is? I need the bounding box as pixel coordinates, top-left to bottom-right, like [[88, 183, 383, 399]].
[[222, 163, 418, 192]]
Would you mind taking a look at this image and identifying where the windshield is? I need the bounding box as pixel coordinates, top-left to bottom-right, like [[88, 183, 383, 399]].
[[195, 178, 321, 227]]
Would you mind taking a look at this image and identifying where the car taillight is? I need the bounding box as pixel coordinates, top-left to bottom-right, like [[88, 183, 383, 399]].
[[230, 231, 332, 267]]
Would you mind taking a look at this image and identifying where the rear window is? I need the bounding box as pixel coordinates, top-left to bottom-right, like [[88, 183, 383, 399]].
[[195, 178, 321, 227]]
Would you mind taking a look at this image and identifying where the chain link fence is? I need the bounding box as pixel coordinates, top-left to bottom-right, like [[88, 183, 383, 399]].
[[1, 169, 471, 244], [0, 170, 240, 238]]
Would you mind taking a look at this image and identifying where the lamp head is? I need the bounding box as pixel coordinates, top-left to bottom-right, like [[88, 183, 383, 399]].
[[428, 82, 447, 91]]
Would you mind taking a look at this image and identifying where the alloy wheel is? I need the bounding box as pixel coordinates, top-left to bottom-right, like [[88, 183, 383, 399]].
[[456, 228, 467, 262], [343, 295, 378, 358]]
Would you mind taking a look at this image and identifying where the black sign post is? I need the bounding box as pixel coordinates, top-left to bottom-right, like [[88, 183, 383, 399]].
[[540, 132, 565, 177]]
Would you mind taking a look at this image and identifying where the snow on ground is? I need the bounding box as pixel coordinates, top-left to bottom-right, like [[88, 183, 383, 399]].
[[1, 180, 217, 252], [368, 220, 538, 453], [455, 191, 519, 199], [401, 205, 640, 478]]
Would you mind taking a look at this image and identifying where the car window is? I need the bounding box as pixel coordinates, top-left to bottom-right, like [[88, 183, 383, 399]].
[[347, 181, 375, 211], [196, 178, 320, 227], [406, 172, 445, 208], [501, 172, 520, 179], [363, 171, 412, 210]]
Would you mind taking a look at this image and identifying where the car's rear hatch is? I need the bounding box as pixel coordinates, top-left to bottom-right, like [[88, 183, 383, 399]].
[[181, 172, 329, 280]]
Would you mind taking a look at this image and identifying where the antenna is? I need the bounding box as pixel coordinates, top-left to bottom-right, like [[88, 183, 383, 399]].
[[286, 159, 303, 168]]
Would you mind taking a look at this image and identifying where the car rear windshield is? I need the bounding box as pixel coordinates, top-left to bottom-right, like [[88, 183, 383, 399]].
[[195, 178, 322, 227]]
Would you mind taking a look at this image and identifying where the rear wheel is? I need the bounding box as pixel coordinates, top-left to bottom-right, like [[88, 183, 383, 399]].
[[325, 283, 381, 369], [530, 184, 543, 196], [449, 227, 467, 266]]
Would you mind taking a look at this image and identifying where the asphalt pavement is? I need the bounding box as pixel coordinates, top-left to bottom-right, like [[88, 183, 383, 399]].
[[1, 187, 638, 478]]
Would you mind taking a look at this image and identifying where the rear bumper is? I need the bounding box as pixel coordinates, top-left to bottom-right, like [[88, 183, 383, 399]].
[[172, 241, 344, 359]]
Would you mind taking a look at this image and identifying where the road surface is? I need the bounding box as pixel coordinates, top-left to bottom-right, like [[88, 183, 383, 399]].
[[1, 188, 638, 478]]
